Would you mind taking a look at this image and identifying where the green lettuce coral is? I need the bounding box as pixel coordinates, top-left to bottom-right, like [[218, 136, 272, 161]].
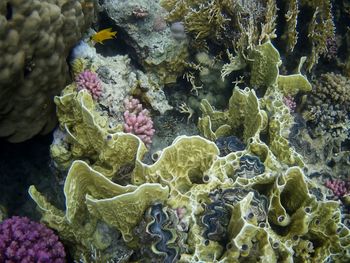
[[29, 32, 349, 263], [31, 132, 350, 262], [29, 160, 169, 260], [200, 42, 311, 167], [51, 86, 147, 180]]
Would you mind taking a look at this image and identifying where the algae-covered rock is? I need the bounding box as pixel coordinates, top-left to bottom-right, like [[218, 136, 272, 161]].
[[101, 0, 189, 85]]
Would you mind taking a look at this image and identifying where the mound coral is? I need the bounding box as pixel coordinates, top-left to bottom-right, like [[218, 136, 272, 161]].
[[75, 70, 103, 100], [0, 0, 94, 142], [0, 216, 66, 262]]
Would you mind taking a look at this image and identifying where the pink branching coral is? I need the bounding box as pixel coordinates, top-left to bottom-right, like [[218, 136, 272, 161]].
[[123, 97, 155, 145], [75, 70, 103, 100], [283, 95, 297, 112], [325, 179, 350, 199], [0, 216, 66, 262]]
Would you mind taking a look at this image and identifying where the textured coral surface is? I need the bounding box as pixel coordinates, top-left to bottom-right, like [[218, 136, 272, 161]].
[[0, 216, 66, 262], [0, 0, 93, 142], [0, 0, 349, 262]]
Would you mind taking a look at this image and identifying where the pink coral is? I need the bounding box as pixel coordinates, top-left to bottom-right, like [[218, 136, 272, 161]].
[[325, 179, 350, 199], [123, 97, 155, 145], [0, 216, 66, 262], [283, 95, 296, 112], [75, 70, 103, 100]]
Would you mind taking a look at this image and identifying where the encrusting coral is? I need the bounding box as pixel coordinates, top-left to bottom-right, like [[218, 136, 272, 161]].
[[0, 0, 94, 142]]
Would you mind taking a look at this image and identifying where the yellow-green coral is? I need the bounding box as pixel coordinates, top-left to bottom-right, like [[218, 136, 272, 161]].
[[86, 183, 169, 243], [133, 135, 219, 209], [281, 0, 299, 52], [198, 88, 267, 143], [31, 131, 350, 262], [29, 33, 348, 263], [51, 87, 146, 179], [29, 160, 168, 259], [248, 41, 281, 88], [301, 0, 335, 71]]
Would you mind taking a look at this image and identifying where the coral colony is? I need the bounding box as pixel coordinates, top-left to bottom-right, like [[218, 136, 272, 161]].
[[0, 217, 65, 262], [0, 0, 350, 263], [283, 95, 297, 113], [325, 179, 350, 199], [75, 70, 103, 100], [123, 97, 155, 145]]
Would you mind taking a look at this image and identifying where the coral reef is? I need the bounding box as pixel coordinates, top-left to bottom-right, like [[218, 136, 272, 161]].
[[32, 133, 350, 262], [50, 44, 172, 175], [0, 0, 94, 142], [50, 88, 146, 179], [0, 216, 66, 262], [2, 1, 346, 262]]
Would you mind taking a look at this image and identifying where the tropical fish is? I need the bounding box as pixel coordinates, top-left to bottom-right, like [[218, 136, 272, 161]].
[[90, 28, 117, 44]]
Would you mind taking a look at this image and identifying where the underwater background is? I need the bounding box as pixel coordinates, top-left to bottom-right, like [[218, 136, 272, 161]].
[[0, 0, 350, 262]]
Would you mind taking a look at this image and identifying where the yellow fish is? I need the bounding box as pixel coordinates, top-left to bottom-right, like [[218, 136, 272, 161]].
[[90, 28, 117, 44]]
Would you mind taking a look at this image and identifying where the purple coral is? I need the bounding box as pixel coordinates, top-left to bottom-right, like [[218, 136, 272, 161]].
[[0, 216, 66, 262], [325, 179, 350, 199], [123, 97, 155, 145], [75, 70, 103, 100], [283, 95, 296, 112]]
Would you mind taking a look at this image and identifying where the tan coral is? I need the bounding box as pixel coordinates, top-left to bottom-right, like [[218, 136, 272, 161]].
[[0, 0, 94, 142]]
